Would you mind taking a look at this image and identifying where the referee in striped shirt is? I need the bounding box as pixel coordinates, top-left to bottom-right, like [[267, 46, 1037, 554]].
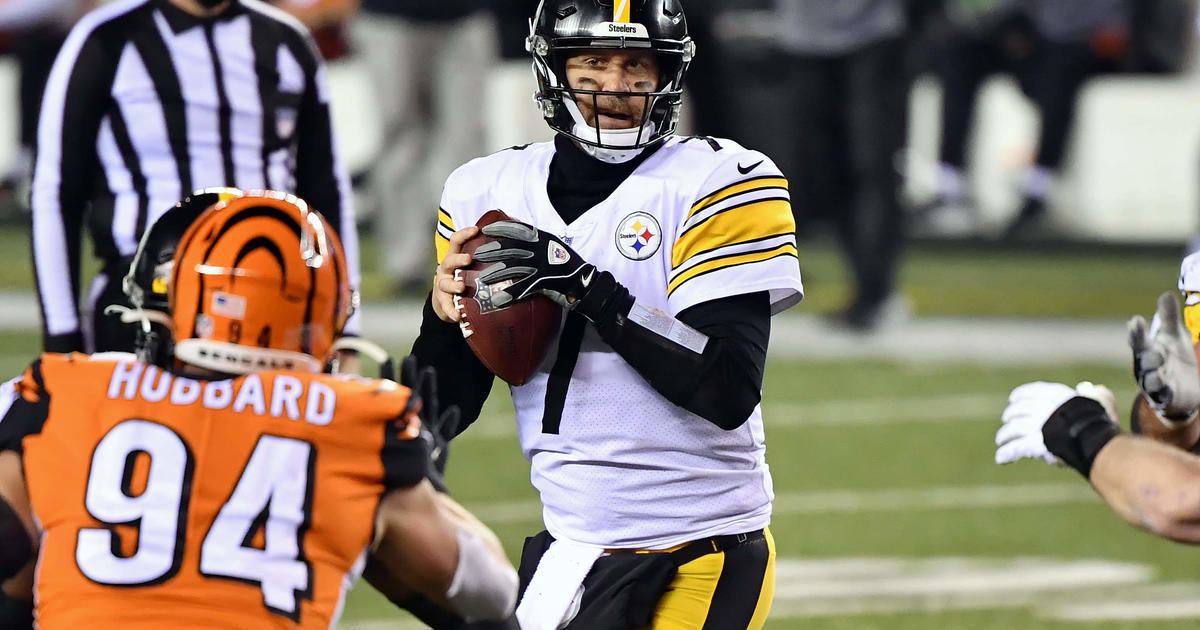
[[32, 0, 361, 353]]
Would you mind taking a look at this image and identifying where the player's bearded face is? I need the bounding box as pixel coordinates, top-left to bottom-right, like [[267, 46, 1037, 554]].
[[564, 50, 660, 130]]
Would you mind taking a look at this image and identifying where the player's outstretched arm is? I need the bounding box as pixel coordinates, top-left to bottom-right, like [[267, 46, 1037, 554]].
[[1128, 292, 1200, 450], [369, 480, 518, 622], [996, 380, 1200, 543], [1090, 434, 1200, 543]]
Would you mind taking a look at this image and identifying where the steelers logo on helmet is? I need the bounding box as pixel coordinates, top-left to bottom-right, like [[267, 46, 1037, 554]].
[[615, 211, 662, 261]]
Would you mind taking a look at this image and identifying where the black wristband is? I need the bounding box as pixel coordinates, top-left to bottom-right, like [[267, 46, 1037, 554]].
[[572, 271, 633, 328], [1042, 396, 1121, 477]]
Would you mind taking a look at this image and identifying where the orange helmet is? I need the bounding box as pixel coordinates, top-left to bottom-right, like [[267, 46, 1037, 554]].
[[169, 191, 356, 374]]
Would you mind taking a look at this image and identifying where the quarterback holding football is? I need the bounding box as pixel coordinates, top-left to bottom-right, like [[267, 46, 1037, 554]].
[[411, 0, 804, 628]]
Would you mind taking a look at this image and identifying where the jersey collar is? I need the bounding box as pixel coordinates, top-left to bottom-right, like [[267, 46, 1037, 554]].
[[155, 0, 246, 34]]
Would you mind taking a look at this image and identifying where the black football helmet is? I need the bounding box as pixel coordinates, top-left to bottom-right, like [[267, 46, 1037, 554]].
[[527, 0, 695, 152], [119, 187, 243, 366]]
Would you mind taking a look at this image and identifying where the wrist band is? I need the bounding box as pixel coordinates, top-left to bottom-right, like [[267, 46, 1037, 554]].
[[1042, 396, 1121, 477]]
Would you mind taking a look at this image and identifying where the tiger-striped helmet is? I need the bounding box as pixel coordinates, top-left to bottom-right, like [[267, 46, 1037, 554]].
[[169, 191, 355, 374]]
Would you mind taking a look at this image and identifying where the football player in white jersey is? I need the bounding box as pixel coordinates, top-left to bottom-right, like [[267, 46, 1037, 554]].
[[993, 252, 1200, 544], [409, 1, 803, 628]]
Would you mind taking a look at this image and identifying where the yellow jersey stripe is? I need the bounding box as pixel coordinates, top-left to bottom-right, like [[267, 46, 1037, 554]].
[[667, 243, 798, 297], [673, 198, 794, 268], [614, 0, 630, 23], [435, 208, 454, 264], [435, 233, 450, 264], [690, 175, 787, 219]]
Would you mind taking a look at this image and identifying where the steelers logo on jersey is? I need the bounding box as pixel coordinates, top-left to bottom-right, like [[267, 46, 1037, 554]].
[[615, 212, 662, 261]]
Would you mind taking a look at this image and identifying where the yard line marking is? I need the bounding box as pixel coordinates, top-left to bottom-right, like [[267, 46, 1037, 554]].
[[338, 558, 1187, 628], [766, 393, 1003, 428], [1052, 600, 1200, 621], [768, 557, 1151, 618], [464, 481, 1097, 525], [465, 392, 1008, 438], [1048, 583, 1200, 621]]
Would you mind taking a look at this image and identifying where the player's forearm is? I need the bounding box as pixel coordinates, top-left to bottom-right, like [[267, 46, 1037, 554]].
[[375, 483, 517, 621], [577, 277, 767, 430], [1130, 393, 1200, 451], [1090, 434, 1200, 543]]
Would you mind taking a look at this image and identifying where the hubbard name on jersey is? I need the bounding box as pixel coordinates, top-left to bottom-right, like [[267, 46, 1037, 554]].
[[0, 352, 427, 630], [436, 136, 804, 549]]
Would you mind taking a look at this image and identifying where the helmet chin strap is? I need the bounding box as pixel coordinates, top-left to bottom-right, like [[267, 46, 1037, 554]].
[[564, 99, 656, 164]]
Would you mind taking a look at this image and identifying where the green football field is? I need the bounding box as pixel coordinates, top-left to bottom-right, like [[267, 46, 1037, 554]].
[[2, 229, 1198, 628]]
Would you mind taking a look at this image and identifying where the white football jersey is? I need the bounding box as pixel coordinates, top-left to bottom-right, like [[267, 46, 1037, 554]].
[[436, 136, 804, 549]]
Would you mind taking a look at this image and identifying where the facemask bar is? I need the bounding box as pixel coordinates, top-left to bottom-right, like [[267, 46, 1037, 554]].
[[558, 87, 670, 148], [528, 31, 694, 151]]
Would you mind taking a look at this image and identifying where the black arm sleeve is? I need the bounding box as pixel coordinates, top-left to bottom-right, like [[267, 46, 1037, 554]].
[[409, 295, 496, 438], [576, 273, 770, 430]]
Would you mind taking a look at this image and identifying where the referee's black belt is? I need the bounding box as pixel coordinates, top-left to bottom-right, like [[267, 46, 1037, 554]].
[[608, 529, 766, 566]]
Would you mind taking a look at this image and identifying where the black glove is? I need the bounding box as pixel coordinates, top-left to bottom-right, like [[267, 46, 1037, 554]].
[[400, 356, 461, 493], [474, 220, 598, 309]]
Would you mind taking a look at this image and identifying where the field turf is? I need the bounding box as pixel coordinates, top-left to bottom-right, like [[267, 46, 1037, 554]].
[[0, 232, 1195, 628]]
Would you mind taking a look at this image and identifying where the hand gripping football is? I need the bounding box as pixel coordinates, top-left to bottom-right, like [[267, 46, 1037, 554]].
[[454, 210, 563, 385]]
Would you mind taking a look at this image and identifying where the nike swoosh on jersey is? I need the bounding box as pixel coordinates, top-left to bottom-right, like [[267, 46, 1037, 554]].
[[737, 160, 764, 175], [580, 268, 595, 287]]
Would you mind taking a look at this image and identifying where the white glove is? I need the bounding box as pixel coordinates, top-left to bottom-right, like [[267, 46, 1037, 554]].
[[995, 381, 1117, 465], [1128, 291, 1200, 425]]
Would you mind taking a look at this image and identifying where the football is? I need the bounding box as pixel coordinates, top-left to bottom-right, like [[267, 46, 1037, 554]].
[[455, 210, 563, 385]]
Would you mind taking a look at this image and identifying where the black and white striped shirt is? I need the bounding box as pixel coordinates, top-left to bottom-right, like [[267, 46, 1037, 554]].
[[32, 0, 360, 352]]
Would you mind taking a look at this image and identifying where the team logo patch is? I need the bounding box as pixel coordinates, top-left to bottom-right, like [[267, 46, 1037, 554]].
[[548, 242, 571, 265], [615, 212, 662, 261], [276, 107, 297, 140], [474, 277, 515, 314]]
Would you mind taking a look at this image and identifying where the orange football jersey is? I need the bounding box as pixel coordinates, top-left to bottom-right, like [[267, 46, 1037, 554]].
[[0, 353, 426, 629]]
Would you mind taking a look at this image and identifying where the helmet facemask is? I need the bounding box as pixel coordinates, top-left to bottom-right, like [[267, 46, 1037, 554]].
[[117, 188, 244, 367], [527, 5, 695, 162]]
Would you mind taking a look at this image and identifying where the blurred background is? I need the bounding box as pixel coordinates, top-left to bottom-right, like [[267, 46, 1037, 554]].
[[5, 0, 1200, 628]]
